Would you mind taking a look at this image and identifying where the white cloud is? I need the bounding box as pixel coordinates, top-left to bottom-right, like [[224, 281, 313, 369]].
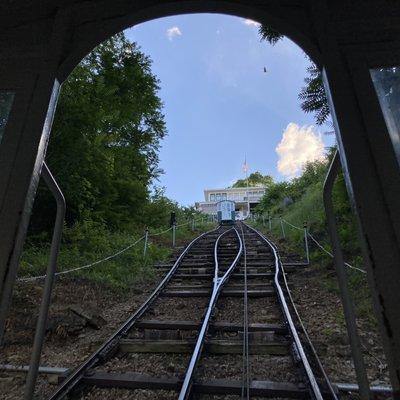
[[242, 19, 260, 28], [276, 123, 325, 178], [166, 26, 182, 40]]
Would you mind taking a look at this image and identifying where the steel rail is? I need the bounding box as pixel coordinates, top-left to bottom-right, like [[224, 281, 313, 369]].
[[243, 222, 324, 400], [178, 227, 243, 400], [239, 223, 250, 400], [48, 226, 221, 400], [246, 222, 342, 399]]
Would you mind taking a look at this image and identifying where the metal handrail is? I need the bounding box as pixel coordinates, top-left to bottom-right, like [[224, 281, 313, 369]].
[[323, 151, 371, 400], [178, 228, 243, 399], [24, 163, 66, 400]]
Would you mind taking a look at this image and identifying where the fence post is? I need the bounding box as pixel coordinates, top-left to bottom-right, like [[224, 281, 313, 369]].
[[143, 228, 149, 258], [191, 218, 195, 232], [262, 215, 265, 226], [304, 222, 309, 264], [280, 217, 286, 239], [172, 223, 176, 247], [268, 212, 272, 231]]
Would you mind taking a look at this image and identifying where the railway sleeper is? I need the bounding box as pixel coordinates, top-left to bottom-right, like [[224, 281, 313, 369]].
[[166, 283, 273, 290], [135, 319, 287, 334], [161, 289, 275, 297], [80, 372, 307, 398], [173, 272, 276, 279], [117, 338, 289, 355]]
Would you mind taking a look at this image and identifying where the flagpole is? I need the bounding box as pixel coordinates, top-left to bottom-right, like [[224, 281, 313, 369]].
[[243, 156, 250, 219], [246, 166, 249, 218]]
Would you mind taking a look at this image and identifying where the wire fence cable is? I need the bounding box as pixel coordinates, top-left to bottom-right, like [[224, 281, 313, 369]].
[[19, 217, 215, 282], [18, 236, 145, 282], [261, 217, 367, 274]]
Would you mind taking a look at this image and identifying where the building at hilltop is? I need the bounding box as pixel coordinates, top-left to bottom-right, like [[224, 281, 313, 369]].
[[195, 187, 266, 219]]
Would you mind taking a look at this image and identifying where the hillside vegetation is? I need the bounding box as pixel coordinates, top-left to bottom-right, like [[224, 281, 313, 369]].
[[20, 33, 210, 287], [248, 151, 374, 323]]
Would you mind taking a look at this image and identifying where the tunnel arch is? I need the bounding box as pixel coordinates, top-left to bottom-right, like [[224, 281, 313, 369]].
[[56, 1, 323, 82]]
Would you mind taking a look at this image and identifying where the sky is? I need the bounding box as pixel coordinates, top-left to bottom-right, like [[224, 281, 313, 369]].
[[125, 14, 333, 206]]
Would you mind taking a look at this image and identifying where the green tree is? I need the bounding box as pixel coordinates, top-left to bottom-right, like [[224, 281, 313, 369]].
[[30, 33, 167, 234], [259, 25, 329, 125], [232, 171, 273, 188]]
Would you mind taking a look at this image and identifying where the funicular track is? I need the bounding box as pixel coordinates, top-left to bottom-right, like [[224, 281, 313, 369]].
[[47, 222, 337, 400]]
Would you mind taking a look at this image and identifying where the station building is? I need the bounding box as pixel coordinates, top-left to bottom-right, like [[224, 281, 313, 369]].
[[195, 187, 265, 219]]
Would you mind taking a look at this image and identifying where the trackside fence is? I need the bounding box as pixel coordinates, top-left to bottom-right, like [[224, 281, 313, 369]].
[[250, 215, 366, 274], [18, 216, 215, 283]]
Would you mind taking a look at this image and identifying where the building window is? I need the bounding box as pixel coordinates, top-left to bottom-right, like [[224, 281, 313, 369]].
[[370, 67, 400, 166], [222, 193, 227, 200], [216, 193, 221, 201], [210, 194, 215, 201], [0, 91, 15, 145]]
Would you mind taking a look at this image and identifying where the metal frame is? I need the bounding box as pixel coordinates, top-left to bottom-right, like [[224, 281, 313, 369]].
[[1, 1, 400, 394], [178, 228, 243, 399], [48, 226, 220, 400], [24, 163, 66, 400], [143, 228, 149, 258], [323, 151, 371, 400]]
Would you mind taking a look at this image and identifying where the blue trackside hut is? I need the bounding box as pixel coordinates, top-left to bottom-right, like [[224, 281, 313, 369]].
[[216, 200, 236, 224]]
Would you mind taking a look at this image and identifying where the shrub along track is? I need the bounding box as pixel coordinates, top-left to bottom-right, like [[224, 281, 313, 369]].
[[45, 222, 337, 400]]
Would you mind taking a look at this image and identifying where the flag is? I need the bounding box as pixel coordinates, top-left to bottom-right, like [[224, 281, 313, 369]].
[[242, 157, 249, 173]]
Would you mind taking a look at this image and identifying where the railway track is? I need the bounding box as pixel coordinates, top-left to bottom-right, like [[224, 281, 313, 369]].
[[47, 222, 337, 400]]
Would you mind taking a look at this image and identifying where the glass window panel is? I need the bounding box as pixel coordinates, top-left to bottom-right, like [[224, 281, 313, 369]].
[[370, 67, 400, 166], [0, 91, 15, 145], [210, 194, 215, 201]]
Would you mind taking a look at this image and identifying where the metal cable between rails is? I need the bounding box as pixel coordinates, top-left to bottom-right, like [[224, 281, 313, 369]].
[[239, 223, 250, 400]]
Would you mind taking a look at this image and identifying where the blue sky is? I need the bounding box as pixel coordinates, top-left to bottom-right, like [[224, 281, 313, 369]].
[[125, 14, 333, 206]]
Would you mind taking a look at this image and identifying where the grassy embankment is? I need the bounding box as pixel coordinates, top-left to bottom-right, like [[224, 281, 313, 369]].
[[250, 172, 376, 327], [19, 220, 216, 290]]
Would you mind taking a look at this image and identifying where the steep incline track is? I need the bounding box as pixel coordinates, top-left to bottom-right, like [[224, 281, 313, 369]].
[[48, 222, 335, 399]]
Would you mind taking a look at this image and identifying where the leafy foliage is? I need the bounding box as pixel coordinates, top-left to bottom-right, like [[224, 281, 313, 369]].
[[31, 33, 170, 235], [232, 172, 273, 188], [255, 147, 360, 258], [252, 152, 373, 322], [259, 25, 329, 125], [299, 64, 330, 125], [22, 33, 215, 287], [258, 25, 283, 45]]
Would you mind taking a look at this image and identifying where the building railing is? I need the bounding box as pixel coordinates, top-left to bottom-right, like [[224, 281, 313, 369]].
[[207, 195, 264, 202]]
